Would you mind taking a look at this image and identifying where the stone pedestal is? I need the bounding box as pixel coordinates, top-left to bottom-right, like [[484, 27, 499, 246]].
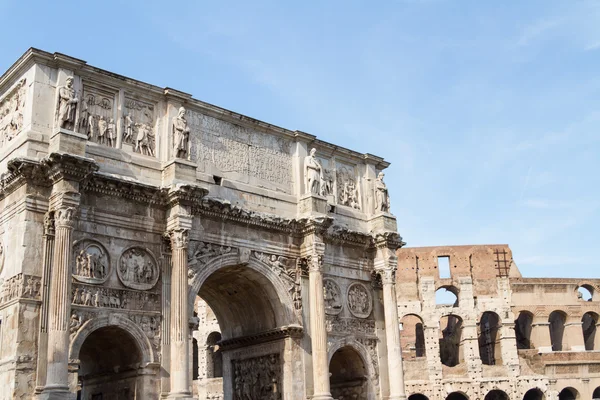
[[308, 254, 333, 400], [298, 193, 328, 215], [40, 207, 76, 397], [564, 322, 585, 351], [169, 228, 193, 399], [49, 128, 88, 156], [162, 159, 198, 186], [369, 212, 398, 232]]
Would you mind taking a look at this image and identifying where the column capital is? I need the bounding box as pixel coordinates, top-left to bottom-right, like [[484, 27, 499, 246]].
[[169, 228, 189, 249], [54, 207, 76, 229], [308, 253, 323, 273], [43, 152, 98, 184], [375, 267, 397, 285], [43, 211, 55, 236]]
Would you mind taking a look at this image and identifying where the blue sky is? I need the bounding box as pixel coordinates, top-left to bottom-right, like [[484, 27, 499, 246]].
[[1, 0, 599, 278]]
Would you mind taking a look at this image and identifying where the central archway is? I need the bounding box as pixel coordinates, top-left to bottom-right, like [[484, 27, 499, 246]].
[[188, 254, 299, 400], [329, 345, 372, 400]]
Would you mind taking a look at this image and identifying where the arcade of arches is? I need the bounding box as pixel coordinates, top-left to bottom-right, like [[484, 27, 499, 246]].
[[0, 49, 599, 400]]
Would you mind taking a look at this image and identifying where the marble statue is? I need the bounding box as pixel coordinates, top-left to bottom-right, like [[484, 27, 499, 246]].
[[375, 171, 390, 213], [304, 148, 323, 195], [172, 106, 190, 158], [124, 113, 133, 143], [55, 76, 78, 130]]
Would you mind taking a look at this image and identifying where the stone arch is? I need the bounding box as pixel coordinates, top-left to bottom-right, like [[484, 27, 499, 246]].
[[478, 311, 502, 365], [69, 313, 154, 364], [592, 386, 600, 400], [548, 310, 567, 351], [187, 252, 298, 338], [515, 310, 534, 350], [435, 285, 459, 306], [439, 313, 464, 367], [558, 387, 579, 400], [400, 313, 426, 358], [408, 394, 430, 400], [523, 388, 545, 400], [484, 389, 509, 400], [582, 311, 599, 350], [328, 339, 377, 400], [446, 391, 469, 400]]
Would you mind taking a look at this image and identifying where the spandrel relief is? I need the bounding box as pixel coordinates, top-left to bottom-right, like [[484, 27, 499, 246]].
[[187, 110, 293, 193], [0, 78, 26, 147], [232, 354, 282, 400], [118, 246, 159, 290], [72, 240, 111, 284], [124, 97, 157, 157], [347, 282, 372, 318], [336, 163, 360, 210], [323, 278, 343, 315], [79, 84, 117, 147]]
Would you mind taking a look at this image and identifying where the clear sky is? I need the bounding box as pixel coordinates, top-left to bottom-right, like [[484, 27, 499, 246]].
[[1, 0, 599, 278]]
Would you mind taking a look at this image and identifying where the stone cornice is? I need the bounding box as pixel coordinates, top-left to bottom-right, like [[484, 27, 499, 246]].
[[0, 158, 50, 200], [43, 153, 99, 184], [167, 184, 209, 209], [324, 225, 374, 247], [82, 173, 167, 206], [218, 325, 303, 352], [374, 230, 405, 251]]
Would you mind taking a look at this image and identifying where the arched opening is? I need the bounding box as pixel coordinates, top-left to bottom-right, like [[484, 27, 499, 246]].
[[446, 392, 469, 400], [400, 314, 426, 359], [78, 325, 143, 399], [577, 285, 593, 301], [549, 310, 567, 351], [523, 388, 545, 400], [192, 337, 199, 380], [484, 390, 509, 400], [206, 331, 223, 378], [478, 311, 502, 365], [436, 286, 459, 307], [515, 311, 534, 349], [558, 387, 579, 400], [329, 346, 369, 400], [439, 314, 463, 367], [592, 386, 600, 400], [189, 259, 296, 400], [409, 394, 430, 400], [582, 312, 598, 350]]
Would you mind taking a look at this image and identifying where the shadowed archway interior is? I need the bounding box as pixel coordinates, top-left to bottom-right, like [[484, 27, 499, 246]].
[[329, 346, 369, 400]]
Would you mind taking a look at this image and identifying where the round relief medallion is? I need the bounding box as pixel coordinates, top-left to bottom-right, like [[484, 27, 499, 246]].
[[323, 278, 343, 315], [347, 282, 372, 319], [117, 246, 159, 290], [72, 240, 111, 284]]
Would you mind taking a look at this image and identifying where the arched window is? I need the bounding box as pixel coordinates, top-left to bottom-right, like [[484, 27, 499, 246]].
[[523, 388, 545, 400], [558, 387, 579, 400], [409, 394, 430, 400], [582, 312, 598, 350], [479, 312, 501, 365], [436, 286, 459, 307], [439, 315, 463, 367], [484, 390, 509, 400], [549, 311, 567, 351], [206, 331, 222, 378], [577, 285, 593, 301], [400, 314, 426, 359], [515, 311, 534, 350], [192, 337, 199, 380], [592, 386, 600, 400], [446, 392, 469, 400]]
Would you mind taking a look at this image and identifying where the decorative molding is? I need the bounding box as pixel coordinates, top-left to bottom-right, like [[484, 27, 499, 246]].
[[218, 325, 303, 352], [0, 274, 41, 306], [71, 282, 160, 312], [347, 282, 373, 319], [325, 315, 376, 336]]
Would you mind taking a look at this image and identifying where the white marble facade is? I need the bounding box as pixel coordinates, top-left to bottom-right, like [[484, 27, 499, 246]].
[[0, 49, 403, 400]]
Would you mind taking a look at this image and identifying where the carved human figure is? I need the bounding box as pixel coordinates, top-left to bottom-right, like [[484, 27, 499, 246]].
[[78, 98, 89, 133], [172, 106, 190, 158], [304, 148, 323, 195], [87, 114, 96, 139], [69, 313, 81, 335], [55, 76, 79, 130], [107, 118, 116, 147], [375, 171, 390, 213], [97, 116, 107, 145], [124, 113, 134, 143]]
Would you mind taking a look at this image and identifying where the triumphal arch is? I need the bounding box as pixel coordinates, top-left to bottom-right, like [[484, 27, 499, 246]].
[[0, 49, 407, 399]]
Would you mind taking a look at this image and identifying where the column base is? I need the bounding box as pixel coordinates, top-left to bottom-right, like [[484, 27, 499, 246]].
[[388, 396, 408, 400], [37, 390, 76, 400], [312, 394, 334, 400], [166, 392, 194, 400]]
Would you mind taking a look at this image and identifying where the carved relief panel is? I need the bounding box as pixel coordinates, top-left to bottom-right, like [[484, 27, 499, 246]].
[[123, 96, 156, 157], [0, 78, 26, 147], [0, 274, 41, 305], [232, 354, 282, 400], [117, 246, 159, 290], [336, 162, 361, 210], [79, 83, 118, 147], [72, 240, 111, 284], [323, 278, 343, 315], [347, 282, 372, 318]]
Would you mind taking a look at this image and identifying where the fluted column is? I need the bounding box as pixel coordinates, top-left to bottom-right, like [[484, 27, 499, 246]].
[[380, 267, 406, 400], [35, 212, 56, 393], [161, 235, 173, 395], [308, 254, 333, 400], [42, 206, 76, 397], [169, 228, 192, 398]]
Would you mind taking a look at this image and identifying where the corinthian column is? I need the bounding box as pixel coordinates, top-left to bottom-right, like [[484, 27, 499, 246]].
[[169, 228, 192, 399], [35, 212, 56, 393], [41, 206, 76, 398], [308, 253, 333, 400], [379, 267, 406, 400]]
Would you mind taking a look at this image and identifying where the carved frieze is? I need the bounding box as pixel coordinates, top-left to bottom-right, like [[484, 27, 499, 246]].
[[0, 274, 41, 305], [118, 247, 160, 290], [232, 354, 282, 400], [347, 282, 373, 318], [188, 241, 234, 267], [80, 84, 117, 147], [129, 314, 161, 350], [336, 163, 360, 209], [357, 337, 380, 385], [325, 315, 376, 336], [71, 282, 160, 312], [323, 278, 342, 315], [187, 110, 293, 192], [72, 239, 110, 284], [124, 97, 156, 156], [0, 78, 26, 147]]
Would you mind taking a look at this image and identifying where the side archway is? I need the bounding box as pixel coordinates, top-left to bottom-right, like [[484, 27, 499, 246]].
[[523, 388, 545, 400], [328, 341, 376, 400]]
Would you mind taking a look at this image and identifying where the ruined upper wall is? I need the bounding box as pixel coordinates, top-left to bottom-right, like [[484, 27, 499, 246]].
[[0, 49, 394, 230], [396, 244, 522, 300]]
